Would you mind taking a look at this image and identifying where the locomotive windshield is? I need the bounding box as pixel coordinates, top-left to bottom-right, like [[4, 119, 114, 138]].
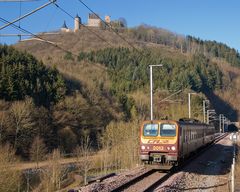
[[160, 124, 176, 137], [143, 124, 158, 136]]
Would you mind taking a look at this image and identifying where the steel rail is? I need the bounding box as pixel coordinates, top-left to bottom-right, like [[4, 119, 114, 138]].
[[111, 169, 167, 192], [111, 133, 228, 192], [143, 133, 228, 192]]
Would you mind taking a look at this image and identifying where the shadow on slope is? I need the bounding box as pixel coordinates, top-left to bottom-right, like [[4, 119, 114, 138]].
[[203, 89, 238, 122], [64, 74, 83, 95]]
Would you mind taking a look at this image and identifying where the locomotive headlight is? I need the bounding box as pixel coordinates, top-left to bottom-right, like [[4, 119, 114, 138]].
[[167, 147, 170, 150], [171, 146, 176, 151], [141, 146, 146, 150]]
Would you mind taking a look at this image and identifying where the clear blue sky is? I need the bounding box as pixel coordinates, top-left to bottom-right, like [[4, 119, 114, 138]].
[[0, 0, 239, 51]]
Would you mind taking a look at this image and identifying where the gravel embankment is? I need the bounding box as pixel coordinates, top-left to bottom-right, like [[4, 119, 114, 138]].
[[155, 135, 233, 192], [74, 135, 233, 192], [76, 166, 147, 192], [123, 171, 165, 192]]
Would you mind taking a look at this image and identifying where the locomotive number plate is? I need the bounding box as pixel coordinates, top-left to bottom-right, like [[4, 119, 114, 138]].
[[153, 146, 163, 150]]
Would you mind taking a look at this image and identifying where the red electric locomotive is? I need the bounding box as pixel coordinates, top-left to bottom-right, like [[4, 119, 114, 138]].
[[140, 119, 215, 165]]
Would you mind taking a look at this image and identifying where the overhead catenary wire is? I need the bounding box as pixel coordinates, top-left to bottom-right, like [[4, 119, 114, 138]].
[[0, 1, 115, 69], [0, 16, 112, 83], [2, 0, 143, 57], [76, 0, 142, 54], [75, 0, 148, 83], [53, 2, 113, 47], [0, 33, 31, 36], [158, 89, 183, 103], [0, 0, 43, 2], [0, 32, 59, 37], [1, 0, 146, 83], [2, 0, 143, 60], [0, 16, 79, 57], [43, 3, 57, 32], [54, 1, 142, 81], [0, 0, 56, 31]]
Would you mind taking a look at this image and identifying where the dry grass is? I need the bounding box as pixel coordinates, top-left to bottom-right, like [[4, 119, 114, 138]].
[[15, 28, 131, 64]]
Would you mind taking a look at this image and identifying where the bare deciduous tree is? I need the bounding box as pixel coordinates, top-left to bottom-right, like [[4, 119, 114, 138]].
[[9, 99, 35, 149], [30, 136, 47, 168], [39, 149, 68, 191], [74, 133, 93, 185], [100, 121, 140, 171]]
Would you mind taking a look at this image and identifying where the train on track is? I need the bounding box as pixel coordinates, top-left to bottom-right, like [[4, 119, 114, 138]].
[[140, 119, 215, 165]]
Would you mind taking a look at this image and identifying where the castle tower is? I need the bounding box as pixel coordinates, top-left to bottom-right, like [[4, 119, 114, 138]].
[[105, 15, 111, 23], [61, 20, 70, 32], [74, 14, 81, 32]]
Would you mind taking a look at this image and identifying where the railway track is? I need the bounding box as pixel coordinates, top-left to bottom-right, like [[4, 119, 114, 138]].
[[87, 173, 116, 184], [111, 168, 171, 192], [110, 133, 228, 192], [214, 133, 228, 143]]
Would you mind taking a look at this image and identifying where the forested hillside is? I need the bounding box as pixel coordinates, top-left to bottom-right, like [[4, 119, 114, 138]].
[[0, 45, 65, 106], [129, 25, 240, 67], [0, 24, 239, 190], [78, 47, 222, 93], [0, 45, 118, 157], [2, 26, 234, 157]]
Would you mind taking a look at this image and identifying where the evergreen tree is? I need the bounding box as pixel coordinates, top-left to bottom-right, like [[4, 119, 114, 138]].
[[0, 45, 66, 107]]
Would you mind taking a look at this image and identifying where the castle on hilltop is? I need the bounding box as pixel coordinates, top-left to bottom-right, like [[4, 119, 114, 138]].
[[61, 13, 111, 32]]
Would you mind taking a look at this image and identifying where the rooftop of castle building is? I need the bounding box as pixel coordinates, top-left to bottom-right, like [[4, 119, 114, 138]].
[[88, 13, 99, 19]]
